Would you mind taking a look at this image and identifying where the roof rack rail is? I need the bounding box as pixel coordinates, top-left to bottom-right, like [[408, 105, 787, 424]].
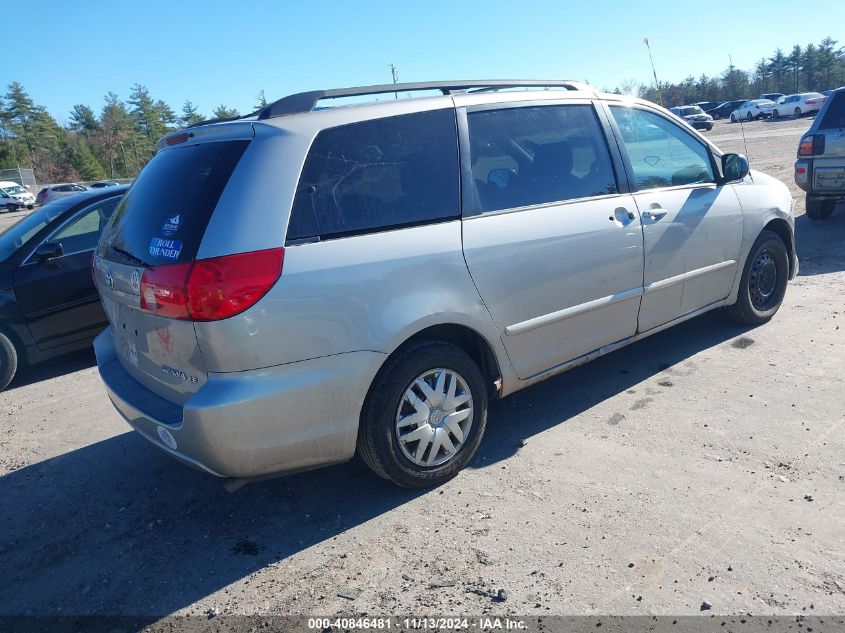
[[256, 80, 594, 120]]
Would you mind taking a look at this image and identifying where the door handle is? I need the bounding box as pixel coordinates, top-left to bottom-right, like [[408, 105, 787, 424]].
[[609, 207, 636, 224], [645, 207, 668, 221]]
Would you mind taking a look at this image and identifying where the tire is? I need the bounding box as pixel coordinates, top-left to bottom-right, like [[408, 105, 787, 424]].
[[4, 203, 15, 213], [712, 113, 721, 120], [747, 112, 754, 121], [806, 195, 836, 220], [772, 109, 779, 119], [730, 114, 737, 123], [727, 230, 789, 325], [0, 330, 18, 392], [794, 107, 802, 118], [357, 340, 488, 488]]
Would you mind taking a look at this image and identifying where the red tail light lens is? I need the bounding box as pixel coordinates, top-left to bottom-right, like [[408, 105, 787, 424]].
[[798, 135, 814, 156], [139, 248, 284, 321], [140, 262, 192, 319]]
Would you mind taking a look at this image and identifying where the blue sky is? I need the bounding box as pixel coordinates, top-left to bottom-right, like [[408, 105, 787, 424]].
[[4, 0, 843, 123]]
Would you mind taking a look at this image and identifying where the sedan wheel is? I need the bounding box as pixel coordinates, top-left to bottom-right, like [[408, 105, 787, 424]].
[[726, 230, 789, 325], [730, 114, 737, 123], [747, 112, 754, 121], [794, 107, 802, 118], [773, 109, 779, 119]]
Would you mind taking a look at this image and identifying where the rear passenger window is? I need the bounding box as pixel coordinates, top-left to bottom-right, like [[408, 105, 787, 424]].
[[287, 109, 459, 241], [610, 106, 714, 190], [466, 105, 618, 213], [819, 91, 845, 129]]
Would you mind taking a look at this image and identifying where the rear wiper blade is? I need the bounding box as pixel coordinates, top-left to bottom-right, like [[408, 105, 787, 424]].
[[109, 247, 148, 268]]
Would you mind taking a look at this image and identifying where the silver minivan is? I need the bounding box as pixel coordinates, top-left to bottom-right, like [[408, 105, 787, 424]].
[[94, 80, 798, 487]]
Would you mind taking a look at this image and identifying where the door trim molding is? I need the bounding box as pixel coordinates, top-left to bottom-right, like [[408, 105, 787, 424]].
[[644, 259, 736, 295], [504, 259, 736, 337], [505, 286, 644, 336]]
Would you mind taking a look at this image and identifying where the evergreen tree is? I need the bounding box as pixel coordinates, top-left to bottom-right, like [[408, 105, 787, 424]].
[[787, 45, 803, 93], [212, 105, 240, 119], [180, 100, 204, 127], [72, 137, 107, 180], [255, 89, 269, 110]]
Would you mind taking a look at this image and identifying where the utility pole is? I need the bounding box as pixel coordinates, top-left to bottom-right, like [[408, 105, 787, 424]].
[[643, 37, 664, 107], [389, 63, 399, 99]]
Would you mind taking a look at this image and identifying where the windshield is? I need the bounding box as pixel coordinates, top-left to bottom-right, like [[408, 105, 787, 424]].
[[0, 202, 70, 262], [1, 184, 26, 195], [679, 106, 704, 116]]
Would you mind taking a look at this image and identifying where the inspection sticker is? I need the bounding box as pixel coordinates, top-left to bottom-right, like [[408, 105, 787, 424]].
[[149, 237, 183, 260]]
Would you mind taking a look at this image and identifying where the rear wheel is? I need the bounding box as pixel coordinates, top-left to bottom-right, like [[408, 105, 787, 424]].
[[4, 203, 15, 213], [806, 195, 836, 220], [0, 331, 19, 392], [727, 230, 789, 325], [747, 111, 754, 121], [357, 340, 488, 488], [794, 107, 802, 118], [730, 114, 737, 123], [772, 109, 780, 118]]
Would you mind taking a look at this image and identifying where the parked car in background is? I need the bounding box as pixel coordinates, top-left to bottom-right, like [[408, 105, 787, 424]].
[[759, 93, 784, 103], [92, 80, 796, 488], [36, 183, 89, 205], [773, 93, 827, 118], [707, 100, 749, 120], [730, 99, 776, 122], [695, 101, 720, 112], [794, 88, 845, 220], [0, 186, 128, 390], [0, 182, 36, 211], [670, 105, 714, 130], [88, 181, 120, 188]]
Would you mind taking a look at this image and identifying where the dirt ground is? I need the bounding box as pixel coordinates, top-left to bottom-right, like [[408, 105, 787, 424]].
[[1, 117, 844, 620]]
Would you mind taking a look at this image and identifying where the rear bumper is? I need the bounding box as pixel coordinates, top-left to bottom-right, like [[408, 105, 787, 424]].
[[94, 328, 386, 478], [795, 159, 845, 194]]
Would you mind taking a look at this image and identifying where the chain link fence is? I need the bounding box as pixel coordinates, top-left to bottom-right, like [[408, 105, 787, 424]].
[[0, 167, 37, 190]]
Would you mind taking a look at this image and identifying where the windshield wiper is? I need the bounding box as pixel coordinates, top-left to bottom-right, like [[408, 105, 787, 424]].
[[109, 247, 148, 268]]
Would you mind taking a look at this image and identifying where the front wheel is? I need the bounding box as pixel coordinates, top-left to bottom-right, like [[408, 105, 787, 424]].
[[357, 340, 488, 488], [772, 109, 780, 119], [794, 107, 802, 118], [747, 112, 754, 121], [730, 114, 737, 123], [4, 203, 16, 213], [726, 230, 789, 325], [0, 331, 19, 391]]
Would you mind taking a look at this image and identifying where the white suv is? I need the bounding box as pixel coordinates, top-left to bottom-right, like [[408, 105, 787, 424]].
[[93, 80, 798, 487], [0, 181, 35, 211]]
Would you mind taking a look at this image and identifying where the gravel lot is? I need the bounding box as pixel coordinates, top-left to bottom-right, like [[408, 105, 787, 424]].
[[1, 117, 844, 620]]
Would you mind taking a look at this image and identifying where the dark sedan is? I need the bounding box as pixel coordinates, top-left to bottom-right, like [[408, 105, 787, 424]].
[[0, 186, 128, 390], [707, 99, 749, 120]]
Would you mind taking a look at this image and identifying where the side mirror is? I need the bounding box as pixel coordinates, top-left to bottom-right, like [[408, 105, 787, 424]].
[[34, 241, 63, 263], [488, 168, 515, 189], [722, 153, 750, 182]]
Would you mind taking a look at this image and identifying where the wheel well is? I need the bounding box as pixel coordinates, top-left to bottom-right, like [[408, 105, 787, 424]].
[[399, 324, 503, 399], [763, 218, 795, 276]]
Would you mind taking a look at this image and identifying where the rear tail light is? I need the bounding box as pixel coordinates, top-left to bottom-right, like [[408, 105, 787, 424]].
[[798, 134, 825, 156], [139, 248, 284, 321]]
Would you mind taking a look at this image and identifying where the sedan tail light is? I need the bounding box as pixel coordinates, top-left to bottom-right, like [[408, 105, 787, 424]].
[[140, 248, 284, 321]]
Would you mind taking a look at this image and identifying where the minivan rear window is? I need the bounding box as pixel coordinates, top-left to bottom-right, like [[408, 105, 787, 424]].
[[98, 140, 249, 266], [819, 91, 845, 129], [287, 109, 459, 241]]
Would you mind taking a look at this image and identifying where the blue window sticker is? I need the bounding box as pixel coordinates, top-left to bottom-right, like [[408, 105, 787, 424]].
[[161, 214, 181, 236], [149, 237, 183, 260]]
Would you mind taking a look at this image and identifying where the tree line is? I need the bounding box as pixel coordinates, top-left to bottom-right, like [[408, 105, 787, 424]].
[[633, 37, 843, 107], [1, 37, 843, 185], [0, 82, 266, 184]]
